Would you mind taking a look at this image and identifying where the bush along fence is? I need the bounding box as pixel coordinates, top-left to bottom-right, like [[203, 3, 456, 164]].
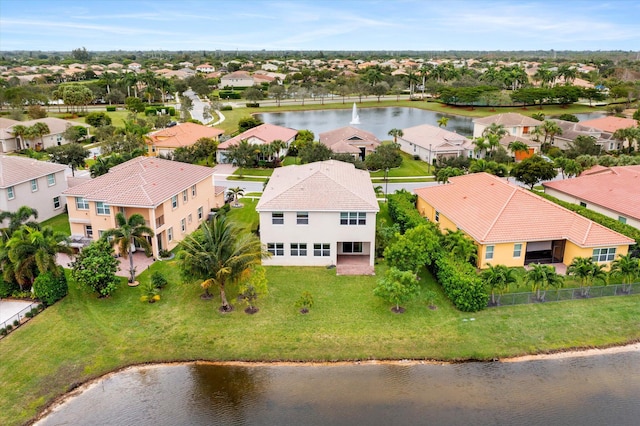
[[0, 302, 41, 338], [489, 282, 640, 307]]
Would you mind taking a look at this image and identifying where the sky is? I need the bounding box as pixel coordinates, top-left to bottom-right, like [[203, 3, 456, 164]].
[[1, 0, 639, 52]]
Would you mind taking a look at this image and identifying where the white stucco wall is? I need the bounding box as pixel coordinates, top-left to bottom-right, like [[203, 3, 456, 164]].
[[1, 169, 67, 225]]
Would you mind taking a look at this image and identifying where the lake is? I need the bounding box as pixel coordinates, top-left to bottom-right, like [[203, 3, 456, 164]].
[[36, 347, 640, 426]]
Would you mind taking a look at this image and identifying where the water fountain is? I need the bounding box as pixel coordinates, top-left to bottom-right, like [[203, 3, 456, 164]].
[[349, 102, 360, 125]]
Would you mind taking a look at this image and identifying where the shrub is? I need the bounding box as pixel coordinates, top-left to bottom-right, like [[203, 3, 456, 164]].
[[387, 190, 425, 233], [25, 311, 34, 318], [33, 268, 68, 306], [167, 107, 176, 116], [0, 328, 6, 336], [12, 290, 32, 299], [151, 271, 168, 289], [106, 106, 116, 112], [220, 105, 233, 111], [37, 304, 44, 311], [246, 103, 260, 108], [297, 291, 314, 313], [85, 111, 112, 127], [0, 279, 19, 298], [158, 249, 171, 259], [13, 320, 19, 327], [431, 255, 488, 312], [30, 307, 39, 316], [5, 325, 12, 332]]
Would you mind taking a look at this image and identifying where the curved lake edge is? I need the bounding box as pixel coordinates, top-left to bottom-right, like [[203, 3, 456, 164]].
[[32, 340, 640, 424]]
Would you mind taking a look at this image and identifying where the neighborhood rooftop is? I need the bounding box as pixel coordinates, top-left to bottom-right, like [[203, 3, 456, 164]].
[[473, 112, 543, 127], [217, 123, 298, 149], [146, 122, 223, 148], [578, 116, 638, 133], [414, 172, 634, 247], [63, 156, 215, 207], [0, 155, 67, 188], [257, 160, 379, 212]]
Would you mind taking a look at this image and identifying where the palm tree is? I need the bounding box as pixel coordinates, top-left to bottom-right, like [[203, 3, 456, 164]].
[[612, 127, 640, 153], [29, 122, 50, 150], [525, 263, 563, 301], [483, 264, 517, 305], [610, 254, 640, 294], [508, 141, 530, 158], [387, 128, 404, 143], [482, 123, 508, 141], [0, 206, 39, 238], [437, 117, 449, 128], [5, 225, 71, 290], [541, 120, 562, 151], [473, 136, 490, 158], [442, 230, 477, 265], [176, 215, 270, 311], [567, 257, 607, 297], [270, 139, 287, 161], [227, 187, 244, 207], [101, 213, 154, 284], [10, 124, 29, 151]]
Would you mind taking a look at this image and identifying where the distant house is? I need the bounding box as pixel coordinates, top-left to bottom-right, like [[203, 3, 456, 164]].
[[220, 71, 255, 88], [0, 155, 68, 225], [397, 124, 474, 163], [414, 173, 633, 269], [319, 126, 380, 160], [549, 119, 620, 151], [473, 113, 542, 139], [543, 165, 640, 229], [145, 122, 224, 157], [128, 62, 142, 71], [579, 116, 637, 134], [256, 160, 379, 274], [63, 157, 225, 257], [216, 123, 297, 164], [0, 117, 91, 153], [196, 63, 215, 73]]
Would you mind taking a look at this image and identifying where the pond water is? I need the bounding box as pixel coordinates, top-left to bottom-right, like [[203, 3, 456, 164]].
[[255, 108, 609, 142], [37, 348, 640, 426]]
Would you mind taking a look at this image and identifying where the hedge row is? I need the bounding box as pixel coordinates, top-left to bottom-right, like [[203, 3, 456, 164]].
[[144, 106, 176, 116], [219, 90, 242, 99], [387, 190, 424, 233], [537, 192, 640, 246], [431, 255, 488, 312]]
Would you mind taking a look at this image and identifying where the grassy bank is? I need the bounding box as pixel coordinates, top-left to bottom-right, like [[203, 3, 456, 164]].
[[1, 261, 639, 426]]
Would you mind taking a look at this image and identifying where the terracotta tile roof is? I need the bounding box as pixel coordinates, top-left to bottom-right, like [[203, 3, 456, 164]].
[[319, 126, 380, 154], [0, 155, 67, 188], [579, 116, 637, 133], [414, 173, 633, 248], [473, 113, 542, 127], [63, 157, 215, 208], [400, 124, 473, 152], [146, 122, 223, 149], [543, 165, 640, 221], [257, 160, 379, 212], [217, 123, 297, 149]]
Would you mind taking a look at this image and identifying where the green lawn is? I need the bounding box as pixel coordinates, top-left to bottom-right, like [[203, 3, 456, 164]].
[[40, 213, 71, 236], [1, 258, 639, 426]]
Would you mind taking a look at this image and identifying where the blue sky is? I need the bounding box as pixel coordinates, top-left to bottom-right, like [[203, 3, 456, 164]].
[[1, 0, 639, 52]]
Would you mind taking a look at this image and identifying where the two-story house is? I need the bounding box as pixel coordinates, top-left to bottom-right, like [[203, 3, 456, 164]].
[[63, 157, 225, 258], [0, 155, 68, 225], [473, 113, 542, 139], [256, 160, 379, 274]]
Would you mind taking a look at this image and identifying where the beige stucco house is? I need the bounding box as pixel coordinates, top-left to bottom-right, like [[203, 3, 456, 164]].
[[397, 124, 474, 164], [216, 123, 297, 164], [63, 157, 225, 258], [220, 71, 255, 88], [256, 160, 379, 274], [0, 155, 68, 225], [145, 122, 224, 157], [319, 126, 380, 161], [0, 117, 91, 153], [473, 113, 542, 139]]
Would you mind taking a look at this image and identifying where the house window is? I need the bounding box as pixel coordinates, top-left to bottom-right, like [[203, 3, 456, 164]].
[[47, 174, 56, 186], [297, 212, 309, 225], [579, 202, 587, 208], [171, 195, 178, 209], [85, 225, 93, 238], [291, 243, 307, 256], [53, 196, 61, 209], [267, 243, 284, 256], [592, 247, 616, 263], [272, 212, 284, 225], [96, 202, 110, 215], [76, 197, 89, 210], [182, 189, 188, 203], [435, 211, 440, 222], [118, 207, 125, 214], [188, 214, 192, 224], [31, 179, 38, 192], [618, 216, 627, 224], [485, 245, 495, 260], [198, 207, 203, 221], [168, 227, 174, 242], [191, 185, 197, 197], [340, 212, 366, 225], [314, 243, 330, 257], [513, 243, 522, 258], [181, 218, 186, 233], [7, 186, 15, 200], [342, 242, 363, 253]]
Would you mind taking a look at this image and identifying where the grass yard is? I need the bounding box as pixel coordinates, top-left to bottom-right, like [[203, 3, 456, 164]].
[[40, 213, 71, 236], [1, 259, 639, 426]]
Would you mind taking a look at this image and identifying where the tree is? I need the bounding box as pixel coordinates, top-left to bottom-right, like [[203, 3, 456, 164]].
[[238, 116, 263, 133], [125, 96, 145, 114], [508, 141, 530, 157], [373, 267, 419, 313], [511, 155, 557, 189], [226, 139, 257, 169], [10, 124, 29, 151], [436, 166, 463, 184], [177, 215, 270, 311], [296, 291, 314, 314], [5, 225, 71, 290], [71, 47, 90, 62], [32, 267, 68, 306], [47, 143, 89, 177], [612, 127, 640, 153], [558, 113, 579, 123], [441, 229, 478, 265], [365, 142, 402, 171], [567, 257, 607, 297], [71, 239, 120, 297], [298, 141, 333, 164], [610, 254, 640, 294], [101, 213, 154, 284], [27, 105, 47, 119], [483, 264, 517, 305], [565, 135, 601, 158], [55, 84, 94, 112], [437, 117, 449, 128], [370, 82, 389, 102], [244, 87, 264, 104], [541, 120, 563, 150], [62, 125, 88, 143], [85, 111, 112, 127], [384, 224, 440, 273], [387, 128, 403, 143], [270, 85, 286, 107], [227, 187, 244, 207], [0, 206, 39, 238], [525, 263, 563, 301], [237, 265, 268, 314]]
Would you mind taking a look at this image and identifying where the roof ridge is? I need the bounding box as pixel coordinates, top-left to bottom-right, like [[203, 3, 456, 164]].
[[582, 221, 593, 245], [482, 182, 517, 241]]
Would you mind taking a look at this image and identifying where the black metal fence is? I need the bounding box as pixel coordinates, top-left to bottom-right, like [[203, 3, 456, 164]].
[[488, 282, 640, 307]]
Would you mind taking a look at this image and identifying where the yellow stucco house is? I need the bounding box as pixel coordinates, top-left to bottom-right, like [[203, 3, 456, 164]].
[[63, 157, 225, 258], [414, 173, 634, 269]]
